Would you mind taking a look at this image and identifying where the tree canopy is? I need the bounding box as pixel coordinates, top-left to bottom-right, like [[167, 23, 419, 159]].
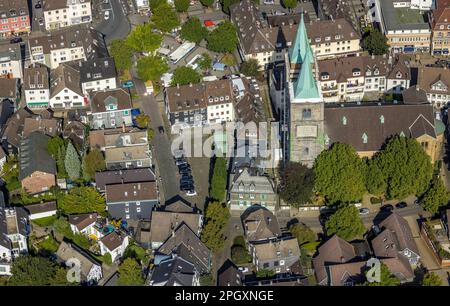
[[206, 21, 238, 53], [283, 0, 298, 9], [221, 0, 239, 14], [8, 256, 69, 286], [47, 136, 65, 158], [126, 23, 163, 53], [325, 205, 366, 241], [137, 55, 169, 82], [279, 162, 314, 207], [117, 258, 144, 286], [240, 59, 260, 78], [362, 28, 389, 55], [422, 272, 442, 286], [373, 136, 433, 199], [200, 0, 215, 6], [151, 3, 180, 33], [198, 53, 212, 71], [314, 143, 366, 205], [365, 160, 387, 196], [289, 223, 316, 246], [82, 149, 106, 181], [201, 201, 230, 252], [110, 39, 133, 72], [135, 113, 151, 129], [363, 262, 400, 286], [58, 187, 106, 215], [174, 0, 190, 12], [209, 157, 227, 203], [64, 142, 81, 181], [422, 175, 449, 216], [171, 66, 202, 86], [180, 17, 208, 44]]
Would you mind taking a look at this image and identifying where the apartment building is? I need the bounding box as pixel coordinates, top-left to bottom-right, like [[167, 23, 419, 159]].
[[0, 0, 31, 38], [430, 0, 450, 56], [68, 57, 117, 95], [49, 64, 85, 109], [24, 64, 50, 109], [418, 66, 450, 108], [0, 43, 22, 79], [43, 0, 92, 31], [28, 26, 108, 69], [89, 88, 133, 130]]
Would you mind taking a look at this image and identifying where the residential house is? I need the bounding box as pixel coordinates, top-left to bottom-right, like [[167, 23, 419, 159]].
[[323, 102, 445, 162], [0, 78, 20, 103], [49, 64, 85, 109], [417, 66, 450, 108], [63, 120, 87, 149], [156, 223, 211, 275], [105, 181, 158, 221], [0, 99, 13, 133], [241, 206, 282, 243], [94, 168, 155, 193], [430, 0, 450, 55], [68, 57, 117, 95], [28, 26, 108, 69], [19, 132, 57, 194], [135, 0, 150, 13], [385, 55, 411, 94], [251, 237, 301, 274], [317, 0, 368, 32], [149, 254, 200, 286], [23, 64, 50, 109], [0, 0, 31, 38], [217, 259, 243, 286], [104, 145, 152, 170], [22, 116, 62, 138], [23, 201, 57, 220], [0, 43, 22, 79], [99, 231, 129, 263], [89, 88, 133, 130], [1, 107, 35, 154], [363, 55, 390, 94], [150, 208, 203, 249], [68, 213, 103, 239], [43, 0, 92, 31], [229, 168, 277, 212], [56, 241, 103, 284]]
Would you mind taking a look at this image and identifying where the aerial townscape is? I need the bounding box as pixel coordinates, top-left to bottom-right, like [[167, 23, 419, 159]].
[[2, 0, 450, 289]]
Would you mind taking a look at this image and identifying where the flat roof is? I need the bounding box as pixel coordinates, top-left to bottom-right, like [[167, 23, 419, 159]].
[[379, 0, 430, 31]]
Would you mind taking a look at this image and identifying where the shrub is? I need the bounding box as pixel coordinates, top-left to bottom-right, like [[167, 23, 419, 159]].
[[370, 197, 382, 204]]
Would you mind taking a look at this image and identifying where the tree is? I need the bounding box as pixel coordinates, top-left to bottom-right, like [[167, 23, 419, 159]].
[[365, 160, 387, 196], [279, 162, 314, 207], [422, 176, 449, 216], [117, 258, 144, 286], [180, 17, 208, 44], [58, 187, 106, 215], [422, 272, 442, 286], [282, 0, 298, 9], [200, 0, 214, 6], [47, 136, 65, 158], [150, 0, 167, 9], [374, 136, 433, 200], [289, 223, 316, 246], [151, 3, 180, 33], [82, 149, 106, 181], [221, 0, 239, 14], [314, 143, 366, 205], [362, 28, 389, 55], [8, 256, 64, 286], [147, 128, 155, 143], [209, 157, 227, 203], [363, 263, 400, 286], [171, 66, 202, 86], [56, 145, 67, 178], [174, 0, 190, 12], [135, 113, 151, 129], [110, 39, 133, 72], [198, 53, 212, 71], [65, 142, 81, 181], [256, 269, 275, 278], [126, 23, 163, 53], [137, 55, 169, 82], [201, 201, 230, 251], [206, 21, 238, 53], [240, 59, 260, 78], [325, 205, 366, 241]]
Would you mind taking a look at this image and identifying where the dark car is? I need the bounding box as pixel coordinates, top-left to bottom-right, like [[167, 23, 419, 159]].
[[180, 183, 194, 191], [395, 202, 408, 209], [10, 37, 22, 44], [35, 2, 42, 9], [180, 168, 191, 176], [158, 126, 164, 134], [381, 204, 394, 212], [178, 164, 191, 173]]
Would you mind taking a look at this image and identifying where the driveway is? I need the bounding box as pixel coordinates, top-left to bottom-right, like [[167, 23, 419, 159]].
[[94, 0, 131, 44]]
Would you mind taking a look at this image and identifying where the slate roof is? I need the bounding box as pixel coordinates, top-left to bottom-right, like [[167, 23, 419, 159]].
[[67, 57, 117, 84], [150, 211, 202, 244], [105, 182, 157, 203], [241, 206, 281, 242], [23, 63, 49, 91], [19, 131, 56, 180], [0, 0, 29, 18], [0, 78, 19, 99], [56, 241, 102, 281], [150, 255, 196, 286], [68, 213, 98, 231], [23, 201, 57, 215], [22, 117, 61, 138], [231, 168, 275, 195], [402, 85, 429, 105], [217, 259, 243, 286], [94, 168, 156, 192], [418, 66, 450, 95], [50, 64, 83, 98], [100, 231, 124, 251], [1, 108, 35, 149], [90, 88, 132, 113], [306, 18, 360, 45]]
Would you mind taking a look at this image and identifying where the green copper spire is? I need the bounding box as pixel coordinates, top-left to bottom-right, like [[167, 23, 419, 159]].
[[293, 51, 320, 100], [289, 13, 313, 65]]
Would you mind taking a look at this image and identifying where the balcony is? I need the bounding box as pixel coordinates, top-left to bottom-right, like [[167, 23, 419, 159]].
[[321, 85, 338, 92], [346, 82, 364, 88]]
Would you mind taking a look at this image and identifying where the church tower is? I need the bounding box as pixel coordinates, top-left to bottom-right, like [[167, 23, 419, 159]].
[[288, 14, 325, 167]]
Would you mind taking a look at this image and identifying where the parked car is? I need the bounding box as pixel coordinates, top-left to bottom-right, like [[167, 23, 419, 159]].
[[10, 37, 22, 44], [238, 267, 249, 273], [158, 126, 164, 134], [176, 158, 187, 166], [180, 183, 194, 191], [380, 204, 394, 212], [359, 208, 370, 215], [178, 164, 191, 173], [35, 1, 42, 9], [395, 202, 408, 209], [38, 18, 44, 26], [104, 10, 110, 20], [186, 189, 197, 196]]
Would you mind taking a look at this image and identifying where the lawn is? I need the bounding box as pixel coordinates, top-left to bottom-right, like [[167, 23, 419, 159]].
[[37, 236, 59, 253], [32, 215, 58, 227]]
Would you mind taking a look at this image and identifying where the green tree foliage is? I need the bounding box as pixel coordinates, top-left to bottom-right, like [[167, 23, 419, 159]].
[[279, 162, 314, 207], [200, 0, 214, 6], [135, 113, 151, 129], [282, 0, 298, 9], [64, 142, 81, 180], [201, 201, 230, 252], [362, 28, 389, 55], [117, 258, 144, 286], [422, 176, 449, 215], [422, 272, 442, 286], [314, 143, 366, 205], [240, 59, 260, 77], [180, 17, 208, 44], [325, 205, 366, 241], [56, 145, 67, 178], [206, 21, 238, 53], [365, 160, 387, 196], [102, 253, 113, 265], [125, 23, 163, 53], [256, 269, 275, 278], [230, 236, 251, 264], [1, 155, 21, 191], [289, 223, 316, 246], [47, 136, 65, 158], [110, 39, 133, 72], [363, 263, 400, 286], [58, 187, 106, 215], [8, 256, 69, 286], [221, 0, 239, 14], [147, 128, 155, 143], [209, 157, 227, 202], [199, 274, 214, 286], [374, 136, 433, 199], [137, 55, 169, 82], [82, 149, 106, 181], [151, 3, 180, 33], [150, 0, 167, 9], [171, 66, 202, 86], [174, 0, 190, 12], [199, 53, 212, 71]]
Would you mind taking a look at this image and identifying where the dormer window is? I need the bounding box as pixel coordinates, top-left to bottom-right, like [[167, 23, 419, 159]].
[[362, 133, 368, 144], [396, 71, 402, 78], [325, 36, 331, 41], [315, 37, 321, 42], [400, 131, 405, 137], [335, 35, 340, 39], [366, 70, 372, 76], [342, 116, 347, 125], [352, 68, 361, 76], [321, 72, 329, 80], [380, 115, 385, 124], [374, 69, 379, 75]]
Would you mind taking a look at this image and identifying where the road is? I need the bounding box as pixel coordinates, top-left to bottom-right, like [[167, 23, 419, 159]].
[[94, 0, 131, 44], [130, 68, 180, 204]]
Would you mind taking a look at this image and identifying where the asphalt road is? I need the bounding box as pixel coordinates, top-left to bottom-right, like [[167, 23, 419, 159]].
[[94, 0, 131, 44], [130, 68, 180, 204]]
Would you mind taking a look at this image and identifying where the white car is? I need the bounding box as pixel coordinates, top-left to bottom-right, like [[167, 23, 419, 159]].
[[186, 190, 197, 196], [238, 267, 249, 273], [104, 10, 110, 20], [359, 208, 370, 216]]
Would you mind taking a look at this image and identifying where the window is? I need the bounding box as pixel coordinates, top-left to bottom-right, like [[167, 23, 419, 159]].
[[380, 115, 385, 124], [123, 110, 129, 115], [136, 207, 141, 213], [342, 116, 347, 125], [362, 133, 368, 144], [137, 160, 143, 167]]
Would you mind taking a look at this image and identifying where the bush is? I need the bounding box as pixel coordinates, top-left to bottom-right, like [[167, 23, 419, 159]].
[[102, 253, 112, 265], [233, 235, 246, 247], [256, 269, 274, 279], [38, 236, 59, 254], [370, 197, 382, 204], [200, 273, 214, 286], [32, 215, 58, 227], [231, 245, 251, 265], [439, 247, 450, 260]]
